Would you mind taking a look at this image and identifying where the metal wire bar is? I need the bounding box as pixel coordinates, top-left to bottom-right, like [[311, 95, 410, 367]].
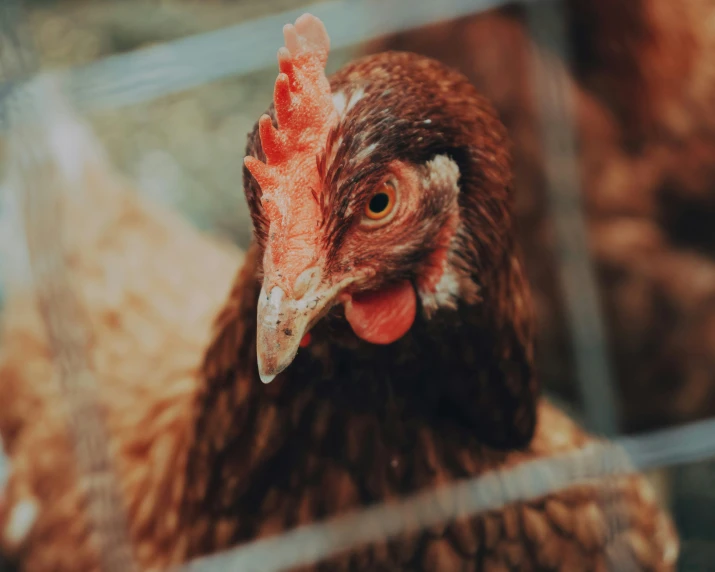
[[0, 438, 7, 495], [0, 0, 37, 84], [524, 0, 621, 436], [64, 0, 522, 113], [181, 414, 715, 572], [0, 405, 709, 538], [181, 442, 632, 572]]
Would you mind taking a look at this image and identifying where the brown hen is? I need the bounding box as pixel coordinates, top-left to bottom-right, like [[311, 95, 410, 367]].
[[0, 14, 677, 572]]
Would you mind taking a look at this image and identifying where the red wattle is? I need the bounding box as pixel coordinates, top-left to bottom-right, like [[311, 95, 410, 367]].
[[344, 281, 416, 345]]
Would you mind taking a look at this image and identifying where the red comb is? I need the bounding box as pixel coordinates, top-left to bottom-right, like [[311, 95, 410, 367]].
[[244, 14, 337, 223], [244, 14, 338, 295]]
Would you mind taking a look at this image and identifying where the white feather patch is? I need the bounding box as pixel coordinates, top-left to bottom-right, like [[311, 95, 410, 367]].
[[3, 498, 38, 548], [422, 265, 462, 311], [423, 155, 460, 198], [417, 155, 462, 314], [332, 88, 364, 117]]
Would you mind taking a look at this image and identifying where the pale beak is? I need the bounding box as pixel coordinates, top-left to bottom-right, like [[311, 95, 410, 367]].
[[256, 271, 353, 383]]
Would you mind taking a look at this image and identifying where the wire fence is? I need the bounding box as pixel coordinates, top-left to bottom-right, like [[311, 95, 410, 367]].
[[182, 441, 636, 572], [1, 0, 715, 570], [524, 0, 620, 436], [15, 0, 531, 117], [0, 438, 7, 495], [179, 415, 715, 572], [1, 5, 137, 567]]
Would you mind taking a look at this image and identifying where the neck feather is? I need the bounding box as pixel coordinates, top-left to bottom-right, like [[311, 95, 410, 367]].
[[180, 231, 537, 555]]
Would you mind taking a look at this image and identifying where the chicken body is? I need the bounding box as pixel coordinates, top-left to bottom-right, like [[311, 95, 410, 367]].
[[0, 21, 678, 572], [181, 252, 677, 572], [182, 44, 679, 570], [0, 86, 241, 569]]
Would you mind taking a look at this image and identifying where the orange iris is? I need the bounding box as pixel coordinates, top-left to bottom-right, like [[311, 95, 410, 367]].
[[364, 182, 396, 220]]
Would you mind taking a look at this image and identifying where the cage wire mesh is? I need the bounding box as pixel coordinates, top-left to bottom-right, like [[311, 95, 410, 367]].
[[0, 0, 714, 570], [0, 4, 137, 571]]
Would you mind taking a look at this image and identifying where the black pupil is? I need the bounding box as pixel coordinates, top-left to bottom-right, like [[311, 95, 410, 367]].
[[369, 192, 390, 214]]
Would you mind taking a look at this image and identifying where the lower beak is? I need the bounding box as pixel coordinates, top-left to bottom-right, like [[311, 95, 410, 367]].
[[256, 279, 348, 383]]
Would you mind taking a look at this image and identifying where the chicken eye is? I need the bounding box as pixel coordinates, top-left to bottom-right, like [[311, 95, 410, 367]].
[[363, 182, 397, 223]]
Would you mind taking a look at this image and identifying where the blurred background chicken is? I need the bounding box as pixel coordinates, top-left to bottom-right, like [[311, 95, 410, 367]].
[[0, 11, 681, 571], [0, 76, 242, 569]]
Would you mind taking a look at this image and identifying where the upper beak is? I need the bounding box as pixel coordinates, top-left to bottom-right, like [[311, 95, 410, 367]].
[[256, 271, 351, 383]]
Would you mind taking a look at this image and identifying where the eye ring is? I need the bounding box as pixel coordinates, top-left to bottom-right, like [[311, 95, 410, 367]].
[[363, 181, 397, 225]]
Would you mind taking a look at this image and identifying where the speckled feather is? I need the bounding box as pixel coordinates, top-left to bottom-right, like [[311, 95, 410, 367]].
[[0, 108, 241, 570], [181, 250, 677, 571]]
